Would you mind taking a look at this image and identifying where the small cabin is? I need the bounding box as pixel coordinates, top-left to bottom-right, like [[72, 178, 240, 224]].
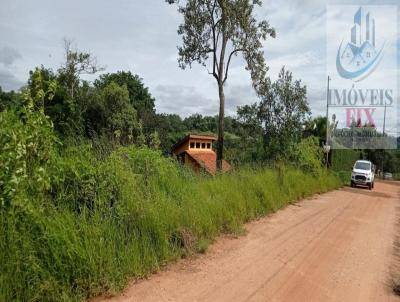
[[172, 134, 231, 175]]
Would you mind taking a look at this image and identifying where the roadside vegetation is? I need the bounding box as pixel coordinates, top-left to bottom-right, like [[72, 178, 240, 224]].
[[1, 26, 398, 302], [0, 107, 342, 300]]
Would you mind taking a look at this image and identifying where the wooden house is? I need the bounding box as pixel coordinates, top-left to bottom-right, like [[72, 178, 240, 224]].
[[172, 134, 231, 175]]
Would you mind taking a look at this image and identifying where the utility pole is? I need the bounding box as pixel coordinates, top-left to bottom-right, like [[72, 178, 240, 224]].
[[325, 76, 331, 168], [382, 104, 387, 136], [381, 104, 387, 177]]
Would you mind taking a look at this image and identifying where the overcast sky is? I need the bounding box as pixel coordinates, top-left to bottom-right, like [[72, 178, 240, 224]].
[[0, 0, 399, 124]]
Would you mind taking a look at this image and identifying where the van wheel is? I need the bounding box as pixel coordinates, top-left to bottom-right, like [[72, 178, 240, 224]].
[[350, 181, 354, 187], [368, 183, 372, 190], [372, 182, 374, 189]]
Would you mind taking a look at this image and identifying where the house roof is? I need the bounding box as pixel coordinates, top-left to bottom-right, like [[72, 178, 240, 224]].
[[172, 134, 216, 152], [186, 150, 231, 176]]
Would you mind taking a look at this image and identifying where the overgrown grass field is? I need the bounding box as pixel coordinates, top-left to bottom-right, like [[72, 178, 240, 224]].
[[0, 140, 343, 301]]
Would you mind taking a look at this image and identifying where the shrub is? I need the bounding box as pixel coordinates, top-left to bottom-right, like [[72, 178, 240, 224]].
[[292, 136, 324, 175], [0, 115, 343, 301], [0, 109, 56, 208]]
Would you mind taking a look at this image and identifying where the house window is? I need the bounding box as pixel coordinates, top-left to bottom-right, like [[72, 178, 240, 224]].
[[190, 142, 195, 148], [196, 142, 200, 148], [202, 143, 206, 148], [207, 143, 211, 149]]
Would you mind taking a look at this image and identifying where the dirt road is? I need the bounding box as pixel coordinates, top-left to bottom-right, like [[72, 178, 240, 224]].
[[99, 181, 400, 302]]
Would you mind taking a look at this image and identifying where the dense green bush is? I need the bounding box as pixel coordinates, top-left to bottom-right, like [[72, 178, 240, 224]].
[[0, 110, 343, 301], [0, 109, 56, 208], [291, 136, 324, 175]]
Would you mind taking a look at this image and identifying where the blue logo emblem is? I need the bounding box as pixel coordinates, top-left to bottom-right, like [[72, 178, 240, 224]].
[[336, 7, 385, 82]]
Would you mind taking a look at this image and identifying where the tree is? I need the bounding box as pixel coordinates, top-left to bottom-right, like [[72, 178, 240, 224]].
[[258, 67, 310, 161], [183, 113, 216, 133], [86, 82, 144, 145], [58, 39, 104, 99], [94, 71, 156, 137], [0, 86, 21, 111], [50, 39, 104, 137], [167, 0, 275, 170], [26, 65, 81, 136], [303, 116, 327, 145], [236, 103, 262, 135], [156, 113, 187, 152], [232, 103, 264, 163], [26, 67, 58, 113], [94, 71, 155, 116]]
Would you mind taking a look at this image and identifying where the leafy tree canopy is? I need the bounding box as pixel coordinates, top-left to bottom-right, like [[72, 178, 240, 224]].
[[258, 67, 310, 161], [86, 82, 145, 146], [94, 71, 155, 119]]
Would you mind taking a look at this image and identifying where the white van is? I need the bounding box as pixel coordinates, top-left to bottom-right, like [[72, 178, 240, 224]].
[[350, 160, 375, 190]]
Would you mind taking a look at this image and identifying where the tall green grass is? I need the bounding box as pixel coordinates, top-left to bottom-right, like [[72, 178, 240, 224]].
[[0, 145, 343, 301]]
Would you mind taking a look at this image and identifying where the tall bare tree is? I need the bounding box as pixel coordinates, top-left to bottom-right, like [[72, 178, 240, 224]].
[[167, 0, 275, 170], [58, 38, 104, 99]]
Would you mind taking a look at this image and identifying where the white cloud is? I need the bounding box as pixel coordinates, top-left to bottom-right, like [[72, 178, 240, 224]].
[[0, 47, 21, 66], [0, 69, 23, 91], [0, 0, 398, 129], [154, 84, 218, 117]]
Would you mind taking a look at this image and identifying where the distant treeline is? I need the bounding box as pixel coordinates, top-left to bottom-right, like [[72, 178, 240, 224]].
[[0, 41, 329, 166]]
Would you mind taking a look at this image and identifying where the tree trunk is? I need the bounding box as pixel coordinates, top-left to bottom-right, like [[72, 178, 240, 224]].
[[216, 7, 227, 172], [216, 82, 225, 171]]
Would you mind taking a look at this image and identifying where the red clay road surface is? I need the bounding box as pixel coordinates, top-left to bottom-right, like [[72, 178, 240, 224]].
[[97, 181, 400, 302]]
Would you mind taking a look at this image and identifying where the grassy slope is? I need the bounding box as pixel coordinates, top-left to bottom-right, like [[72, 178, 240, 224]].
[[0, 146, 343, 301]]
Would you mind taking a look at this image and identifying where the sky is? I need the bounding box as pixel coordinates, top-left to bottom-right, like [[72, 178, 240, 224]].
[[0, 0, 399, 131]]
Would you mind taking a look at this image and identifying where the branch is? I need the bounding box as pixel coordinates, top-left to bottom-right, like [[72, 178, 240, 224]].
[[208, 69, 219, 81], [223, 48, 245, 84], [210, 0, 217, 17], [207, 0, 219, 82]]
